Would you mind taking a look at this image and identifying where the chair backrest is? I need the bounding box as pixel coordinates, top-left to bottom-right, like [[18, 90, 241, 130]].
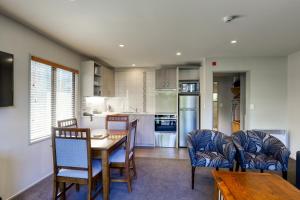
[[125, 120, 138, 161], [52, 127, 92, 177], [187, 129, 226, 153], [106, 115, 129, 130], [233, 130, 285, 154], [57, 118, 78, 128]]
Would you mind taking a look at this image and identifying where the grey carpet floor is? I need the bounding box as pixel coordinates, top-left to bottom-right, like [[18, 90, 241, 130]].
[[14, 158, 214, 200], [14, 158, 297, 200]]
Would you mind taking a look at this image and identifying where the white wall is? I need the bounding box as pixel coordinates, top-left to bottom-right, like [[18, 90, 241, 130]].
[[200, 57, 287, 132], [287, 51, 300, 159], [0, 14, 84, 199]]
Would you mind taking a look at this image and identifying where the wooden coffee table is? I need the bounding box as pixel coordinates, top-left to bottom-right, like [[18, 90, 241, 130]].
[[212, 170, 300, 200]]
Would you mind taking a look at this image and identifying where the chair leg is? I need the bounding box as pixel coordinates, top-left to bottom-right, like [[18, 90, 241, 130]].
[[229, 167, 233, 172], [76, 184, 80, 192], [260, 169, 264, 173], [282, 171, 288, 180], [192, 166, 195, 190], [59, 182, 66, 200], [52, 180, 58, 200], [87, 179, 92, 200], [132, 158, 137, 179], [235, 162, 240, 172], [126, 164, 132, 192], [241, 168, 246, 172], [216, 167, 219, 171]]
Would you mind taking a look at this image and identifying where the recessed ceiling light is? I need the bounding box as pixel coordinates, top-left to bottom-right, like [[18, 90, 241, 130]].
[[231, 40, 237, 44], [176, 52, 182, 56], [119, 44, 125, 48], [69, 0, 76, 2], [132, 64, 136, 67]]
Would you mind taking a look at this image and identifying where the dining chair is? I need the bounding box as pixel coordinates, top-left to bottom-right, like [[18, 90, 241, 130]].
[[106, 114, 129, 131], [109, 120, 138, 192], [52, 127, 102, 200], [57, 118, 83, 191], [57, 118, 78, 128]]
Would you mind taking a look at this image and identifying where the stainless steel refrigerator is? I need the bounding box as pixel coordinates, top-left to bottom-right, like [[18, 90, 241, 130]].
[[179, 95, 200, 147]]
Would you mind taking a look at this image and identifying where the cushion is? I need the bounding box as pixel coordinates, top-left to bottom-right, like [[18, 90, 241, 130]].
[[244, 152, 283, 170], [194, 151, 232, 168], [110, 148, 133, 163], [57, 159, 102, 179]]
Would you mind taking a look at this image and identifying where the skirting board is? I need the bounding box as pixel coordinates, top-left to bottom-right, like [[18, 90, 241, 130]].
[[7, 173, 52, 200]]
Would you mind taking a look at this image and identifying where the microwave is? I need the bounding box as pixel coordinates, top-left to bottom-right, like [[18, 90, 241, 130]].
[[179, 80, 200, 94]]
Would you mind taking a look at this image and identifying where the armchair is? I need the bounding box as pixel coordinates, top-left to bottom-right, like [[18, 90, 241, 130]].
[[233, 130, 290, 179], [187, 129, 236, 189]]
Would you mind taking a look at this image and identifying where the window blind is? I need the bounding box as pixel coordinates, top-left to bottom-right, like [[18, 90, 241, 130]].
[[56, 69, 74, 121], [29, 58, 77, 143], [30, 61, 53, 142]]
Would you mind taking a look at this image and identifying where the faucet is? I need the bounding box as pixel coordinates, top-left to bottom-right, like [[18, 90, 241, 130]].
[[129, 106, 138, 113]]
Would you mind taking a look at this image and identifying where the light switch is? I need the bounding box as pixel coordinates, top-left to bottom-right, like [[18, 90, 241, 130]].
[[250, 104, 255, 110]]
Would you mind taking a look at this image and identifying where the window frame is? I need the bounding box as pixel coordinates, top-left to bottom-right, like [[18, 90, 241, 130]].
[[28, 56, 79, 144]]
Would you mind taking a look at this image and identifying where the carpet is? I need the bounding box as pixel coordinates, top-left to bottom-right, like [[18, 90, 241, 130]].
[[14, 158, 214, 200]]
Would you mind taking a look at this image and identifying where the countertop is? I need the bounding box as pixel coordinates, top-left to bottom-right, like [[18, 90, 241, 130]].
[[82, 112, 156, 118]]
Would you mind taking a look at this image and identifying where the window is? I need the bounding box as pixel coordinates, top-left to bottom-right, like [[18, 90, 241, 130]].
[[29, 56, 78, 143]]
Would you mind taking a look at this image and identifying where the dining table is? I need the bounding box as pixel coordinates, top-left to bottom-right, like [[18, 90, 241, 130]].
[[212, 170, 300, 200], [91, 129, 128, 200]]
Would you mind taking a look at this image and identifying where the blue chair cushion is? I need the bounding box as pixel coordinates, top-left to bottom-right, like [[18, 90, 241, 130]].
[[57, 159, 102, 179], [110, 149, 132, 163], [244, 152, 283, 170], [195, 151, 232, 168]]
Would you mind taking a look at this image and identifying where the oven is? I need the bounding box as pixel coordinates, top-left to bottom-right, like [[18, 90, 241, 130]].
[[155, 114, 177, 132], [155, 114, 177, 147]]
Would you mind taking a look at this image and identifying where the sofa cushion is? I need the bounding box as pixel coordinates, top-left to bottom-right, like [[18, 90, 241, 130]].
[[244, 152, 283, 170], [194, 151, 232, 168]]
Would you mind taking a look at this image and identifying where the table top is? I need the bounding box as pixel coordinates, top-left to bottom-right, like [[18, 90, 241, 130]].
[[212, 170, 300, 200], [91, 129, 127, 150]]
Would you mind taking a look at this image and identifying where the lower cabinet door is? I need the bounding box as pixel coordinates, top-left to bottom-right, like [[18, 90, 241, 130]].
[[135, 115, 143, 146], [141, 115, 155, 146]]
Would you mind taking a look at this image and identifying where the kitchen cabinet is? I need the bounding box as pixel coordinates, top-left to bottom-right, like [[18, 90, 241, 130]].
[[129, 114, 155, 147], [101, 66, 115, 97], [155, 67, 177, 90], [115, 68, 155, 113], [81, 60, 115, 97]]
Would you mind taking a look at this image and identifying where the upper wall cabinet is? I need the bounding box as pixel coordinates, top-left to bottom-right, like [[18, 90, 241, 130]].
[[155, 67, 177, 90], [81, 60, 115, 97]]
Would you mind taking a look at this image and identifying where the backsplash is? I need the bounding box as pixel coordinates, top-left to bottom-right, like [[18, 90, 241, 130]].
[[81, 96, 127, 115]]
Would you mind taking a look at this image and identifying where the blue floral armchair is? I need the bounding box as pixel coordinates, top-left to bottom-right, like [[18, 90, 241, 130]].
[[187, 129, 236, 189], [233, 130, 290, 179]]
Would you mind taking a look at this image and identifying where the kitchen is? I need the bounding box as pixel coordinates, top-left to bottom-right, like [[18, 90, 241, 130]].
[[80, 60, 201, 148]]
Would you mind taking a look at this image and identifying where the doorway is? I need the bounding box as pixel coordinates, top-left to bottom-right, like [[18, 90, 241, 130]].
[[212, 72, 246, 135]]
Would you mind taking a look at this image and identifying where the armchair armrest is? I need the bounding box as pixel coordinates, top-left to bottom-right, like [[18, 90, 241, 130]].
[[232, 137, 246, 165], [187, 139, 197, 166], [273, 146, 290, 171], [221, 139, 236, 163]]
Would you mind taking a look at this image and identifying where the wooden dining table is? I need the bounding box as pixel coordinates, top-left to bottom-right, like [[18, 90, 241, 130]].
[[91, 129, 127, 200], [212, 170, 300, 200]]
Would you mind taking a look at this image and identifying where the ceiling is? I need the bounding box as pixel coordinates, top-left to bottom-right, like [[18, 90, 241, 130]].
[[1, 0, 300, 67]]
